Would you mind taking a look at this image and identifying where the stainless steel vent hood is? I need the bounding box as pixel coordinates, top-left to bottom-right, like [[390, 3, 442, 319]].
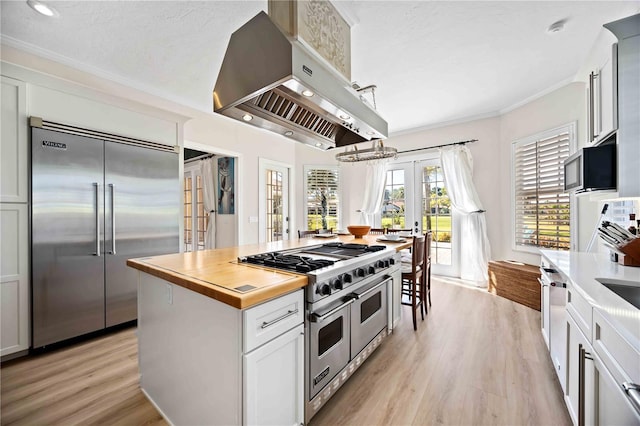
[[213, 11, 388, 150]]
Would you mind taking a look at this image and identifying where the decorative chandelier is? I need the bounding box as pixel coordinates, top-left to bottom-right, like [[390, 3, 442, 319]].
[[334, 140, 398, 163]]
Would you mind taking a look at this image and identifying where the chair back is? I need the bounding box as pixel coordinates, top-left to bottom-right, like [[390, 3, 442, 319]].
[[369, 228, 386, 235], [386, 228, 411, 234], [425, 231, 432, 262], [411, 235, 426, 275], [298, 229, 319, 238]]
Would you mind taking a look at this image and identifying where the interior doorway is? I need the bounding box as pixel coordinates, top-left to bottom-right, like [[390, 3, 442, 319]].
[[183, 147, 239, 250]]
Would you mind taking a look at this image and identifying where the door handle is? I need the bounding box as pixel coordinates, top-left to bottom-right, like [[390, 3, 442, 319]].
[[261, 309, 298, 329], [93, 182, 100, 256], [622, 382, 640, 415], [109, 184, 116, 255], [310, 299, 354, 323], [578, 343, 593, 426]]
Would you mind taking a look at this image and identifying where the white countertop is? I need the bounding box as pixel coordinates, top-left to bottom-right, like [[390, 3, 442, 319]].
[[540, 250, 640, 352]]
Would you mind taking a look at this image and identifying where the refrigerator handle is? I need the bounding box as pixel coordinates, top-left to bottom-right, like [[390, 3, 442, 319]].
[[93, 182, 100, 256], [109, 183, 116, 255]]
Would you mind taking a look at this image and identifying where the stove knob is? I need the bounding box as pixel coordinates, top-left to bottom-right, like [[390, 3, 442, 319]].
[[383, 260, 390, 268], [332, 278, 343, 290], [368, 266, 375, 275], [319, 284, 331, 296], [377, 260, 385, 268], [355, 268, 365, 277], [343, 273, 352, 284], [389, 258, 395, 265]]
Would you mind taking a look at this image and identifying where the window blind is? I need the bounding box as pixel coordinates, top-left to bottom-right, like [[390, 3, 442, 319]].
[[514, 131, 570, 250], [306, 168, 339, 230]]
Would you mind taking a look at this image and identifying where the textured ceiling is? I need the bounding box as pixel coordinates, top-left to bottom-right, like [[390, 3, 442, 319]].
[[1, 1, 639, 134]]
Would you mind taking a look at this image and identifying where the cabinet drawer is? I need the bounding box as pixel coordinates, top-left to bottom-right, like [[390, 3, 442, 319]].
[[593, 308, 639, 385], [567, 282, 592, 342], [243, 290, 304, 353]]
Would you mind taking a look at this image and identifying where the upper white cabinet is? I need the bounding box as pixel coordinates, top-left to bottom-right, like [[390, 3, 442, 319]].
[[1, 76, 28, 203], [604, 14, 640, 198]]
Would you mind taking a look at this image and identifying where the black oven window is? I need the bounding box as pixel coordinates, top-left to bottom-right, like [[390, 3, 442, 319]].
[[361, 292, 382, 323], [318, 317, 343, 356]]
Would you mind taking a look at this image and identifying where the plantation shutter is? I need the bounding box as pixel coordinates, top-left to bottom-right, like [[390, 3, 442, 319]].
[[306, 168, 339, 230], [514, 131, 571, 250]]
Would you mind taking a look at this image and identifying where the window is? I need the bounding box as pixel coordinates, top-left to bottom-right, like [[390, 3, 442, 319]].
[[305, 167, 339, 231], [382, 169, 406, 229], [608, 200, 636, 227], [266, 169, 284, 242], [513, 125, 574, 250]]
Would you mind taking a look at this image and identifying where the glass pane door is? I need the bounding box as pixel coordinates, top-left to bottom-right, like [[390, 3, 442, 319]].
[[265, 166, 290, 242], [381, 164, 414, 232], [183, 168, 209, 252], [415, 160, 459, 276]]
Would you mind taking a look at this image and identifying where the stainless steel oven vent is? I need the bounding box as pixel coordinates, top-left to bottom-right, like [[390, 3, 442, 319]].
[[249, 89, 339, 141], [213, 11, 387, 151]]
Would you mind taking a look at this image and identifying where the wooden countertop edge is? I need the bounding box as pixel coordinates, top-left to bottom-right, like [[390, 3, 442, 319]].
[[127, 258, 307, 309]]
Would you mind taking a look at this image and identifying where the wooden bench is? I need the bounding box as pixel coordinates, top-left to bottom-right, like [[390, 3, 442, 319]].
[[488, 260, 541, 311]]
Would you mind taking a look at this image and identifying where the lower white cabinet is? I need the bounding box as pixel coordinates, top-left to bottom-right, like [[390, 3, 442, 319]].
[[244, 324, 304, 426], [0, 203, 29, 356], [137, 273, 305, 425], [592, 350, 640, 425], [566, 313, 595, 426]]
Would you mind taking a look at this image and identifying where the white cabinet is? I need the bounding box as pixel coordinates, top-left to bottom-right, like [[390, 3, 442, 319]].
[[0, 204, 29, 356], [137, 273, 305, 425], [1, 75, 30, 357], [1, 76, 28, 203], [565, 313, 595, 426], [244, 324, 304, 426], [585, 44, 618, 145]]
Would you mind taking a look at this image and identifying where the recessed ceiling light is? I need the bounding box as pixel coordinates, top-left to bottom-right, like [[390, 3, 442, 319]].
[[27, 0, 59, 17], [339, 113, 351, 120], [284, 131, 293, 137], [302, 90, 314, 97], [242, 114, 253, 121], [547, 19, 566, 34]]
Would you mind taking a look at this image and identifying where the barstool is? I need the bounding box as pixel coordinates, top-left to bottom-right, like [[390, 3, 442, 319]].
[[401, 234, 426, 330]]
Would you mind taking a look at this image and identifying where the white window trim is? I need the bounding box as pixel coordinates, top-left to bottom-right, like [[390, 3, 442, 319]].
[[303, 164, 341, 231], [511, 122, 577, 254]]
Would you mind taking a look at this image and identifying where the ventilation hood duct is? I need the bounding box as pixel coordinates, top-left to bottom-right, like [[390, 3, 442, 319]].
[[213, 11, 388, 151]]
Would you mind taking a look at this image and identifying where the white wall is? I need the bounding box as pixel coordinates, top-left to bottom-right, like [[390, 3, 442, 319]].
[[184, 111, 299, 245], [498, 82, 588, 265]]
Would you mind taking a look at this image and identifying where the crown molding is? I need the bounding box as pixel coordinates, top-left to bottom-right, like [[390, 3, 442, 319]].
[[498, 76, 576, 115], [389, 110, 500, 137]]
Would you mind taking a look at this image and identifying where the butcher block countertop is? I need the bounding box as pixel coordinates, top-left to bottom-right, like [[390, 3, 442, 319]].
[[127, 234, 413, 309]]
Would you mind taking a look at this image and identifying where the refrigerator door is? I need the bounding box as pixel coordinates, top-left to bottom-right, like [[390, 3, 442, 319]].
[[104, 142, 179, 326], [31, 128, 106, 348]]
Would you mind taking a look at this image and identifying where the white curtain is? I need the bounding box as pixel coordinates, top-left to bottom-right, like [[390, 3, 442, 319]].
[[359, 162, 387, 225], [200, 158, 217, 249], [440, 146, 491, 285]]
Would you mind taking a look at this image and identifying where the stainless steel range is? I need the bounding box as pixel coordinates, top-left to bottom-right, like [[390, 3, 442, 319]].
[[239, 242, 400, 422]]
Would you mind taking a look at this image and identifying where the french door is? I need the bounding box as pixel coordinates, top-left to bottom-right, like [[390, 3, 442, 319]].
[[259, 160, 291, 242], [413, 159, 459, 277], [183, 165, 208, 252], [382, 160, 459, 276]]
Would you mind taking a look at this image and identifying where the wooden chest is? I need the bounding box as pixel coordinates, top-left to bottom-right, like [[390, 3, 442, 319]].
[[488, 261, 541, 311]]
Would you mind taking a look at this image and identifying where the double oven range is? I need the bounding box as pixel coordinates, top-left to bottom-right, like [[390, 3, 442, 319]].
[[239, 242, 400, 421]]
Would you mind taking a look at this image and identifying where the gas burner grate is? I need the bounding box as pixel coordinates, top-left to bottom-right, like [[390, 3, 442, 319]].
[[243, 253, 335, 272]]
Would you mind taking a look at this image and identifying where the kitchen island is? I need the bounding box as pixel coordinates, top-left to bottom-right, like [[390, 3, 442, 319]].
[[127, 234, 412, 425]]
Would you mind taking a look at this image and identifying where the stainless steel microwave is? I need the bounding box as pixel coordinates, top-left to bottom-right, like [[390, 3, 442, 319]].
[[563, 143, 616, 193]]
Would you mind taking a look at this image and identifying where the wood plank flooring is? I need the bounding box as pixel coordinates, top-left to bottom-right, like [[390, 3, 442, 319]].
[[1, 277, 571, 425]]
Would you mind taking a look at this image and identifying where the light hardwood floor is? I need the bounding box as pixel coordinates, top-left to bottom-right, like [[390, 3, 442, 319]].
[[1, 278, 571, 425]]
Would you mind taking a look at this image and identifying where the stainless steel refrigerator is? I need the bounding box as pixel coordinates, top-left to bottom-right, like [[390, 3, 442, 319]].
[[31, 127, 180, 348]]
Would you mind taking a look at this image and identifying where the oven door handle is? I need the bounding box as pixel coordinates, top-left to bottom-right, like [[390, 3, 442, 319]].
[[310, 299, 354, 323], [351, 276, 392, 300]]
